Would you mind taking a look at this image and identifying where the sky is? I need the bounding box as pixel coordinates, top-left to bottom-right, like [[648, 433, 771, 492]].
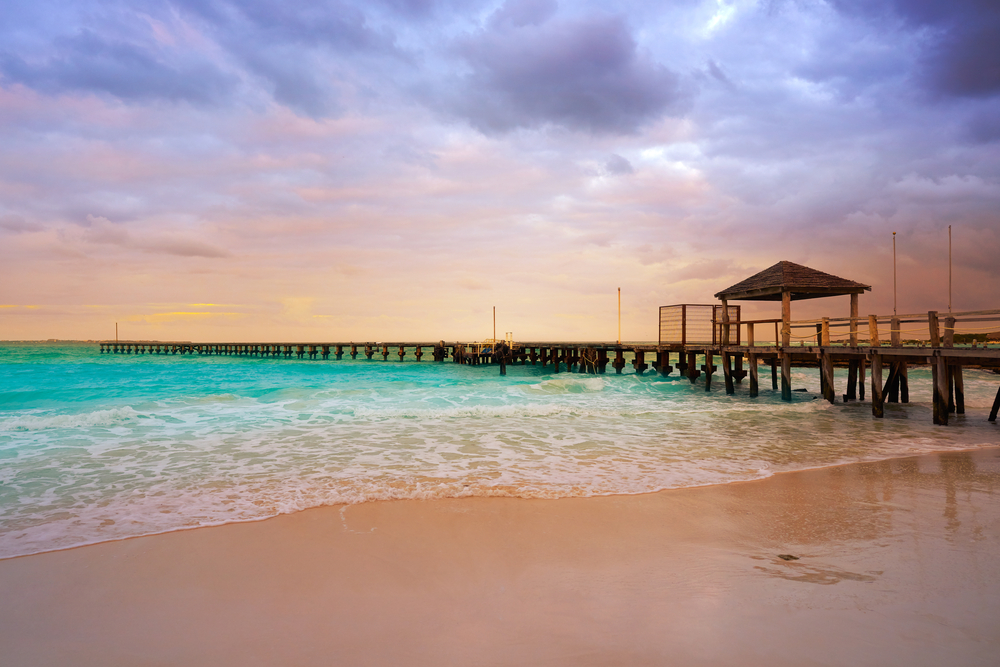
[[2, 0, 998, 342]]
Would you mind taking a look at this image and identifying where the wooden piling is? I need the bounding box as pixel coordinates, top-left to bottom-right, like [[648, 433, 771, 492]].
[[932, 354, 949, 425], [722, 352, 734, 395], [989, 386, 1000, 422], [871, 352, 884, 418], [705, 352, 713, 392], [687, 352, 699, 383], [771, 359, 777, 392], [929, 311, 941, 348], [613, 349, 626, 374], [953, 365, 965, 414], [780, 353, 791, 401], [748, 353, 759, 397]]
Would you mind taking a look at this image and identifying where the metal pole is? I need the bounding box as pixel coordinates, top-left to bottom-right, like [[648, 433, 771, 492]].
[[617, 288, 621, 345], [948, 225, 952, 313], [493, 306, 496, 342], [116, 322, 118, 342], [892, 232, 897, 317]]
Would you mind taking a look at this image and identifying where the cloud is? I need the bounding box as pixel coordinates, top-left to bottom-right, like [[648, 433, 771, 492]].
[[0, 214, 42, 233], [832, 0, 1000, 99], [448, 12, 686, 134], [0, 28, 238, 105], [604, 153, 633, 175]]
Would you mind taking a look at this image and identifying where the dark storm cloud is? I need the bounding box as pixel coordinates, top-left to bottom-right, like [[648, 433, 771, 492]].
[[0, 28, 237, 105], [448, 8, 685, 134], [833, 0, 1000, 99]]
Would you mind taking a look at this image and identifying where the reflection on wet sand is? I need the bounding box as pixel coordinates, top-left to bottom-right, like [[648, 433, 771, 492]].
[[0, 448, 998, 667]]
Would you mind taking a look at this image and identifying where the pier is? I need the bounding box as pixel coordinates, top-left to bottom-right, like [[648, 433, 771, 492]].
[[99, 262, 1000, 426]]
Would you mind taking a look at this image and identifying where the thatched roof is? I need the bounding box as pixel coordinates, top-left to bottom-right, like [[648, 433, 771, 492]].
[[714, 261, 871, 301]]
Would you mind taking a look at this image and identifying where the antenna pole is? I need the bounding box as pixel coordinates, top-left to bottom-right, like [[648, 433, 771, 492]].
[[116, 322, 118, 342], [617, 288, 621, 345], [493, 306, 496, 342], [892, 232, 897, 317], [948, 225, 952, 313]]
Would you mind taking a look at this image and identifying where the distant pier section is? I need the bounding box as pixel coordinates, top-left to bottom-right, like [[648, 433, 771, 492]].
[[100, 262, 1000, 426]]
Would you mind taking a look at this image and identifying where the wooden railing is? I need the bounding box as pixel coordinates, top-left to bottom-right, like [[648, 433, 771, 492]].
[[717, 310, 1000, 348]]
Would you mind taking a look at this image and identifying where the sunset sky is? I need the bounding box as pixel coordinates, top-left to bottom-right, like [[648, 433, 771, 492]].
[[2, 0, 998, 342]]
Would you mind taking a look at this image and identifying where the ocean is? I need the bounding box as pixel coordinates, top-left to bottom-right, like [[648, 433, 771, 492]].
[[1, 342, 997, 559]]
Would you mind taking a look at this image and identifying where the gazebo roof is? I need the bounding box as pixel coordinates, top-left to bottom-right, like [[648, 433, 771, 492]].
[[714, 261, 871, 301]]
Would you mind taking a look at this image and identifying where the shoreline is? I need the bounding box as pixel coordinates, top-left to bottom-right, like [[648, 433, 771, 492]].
[[2, 446, 999, 666], [4, 440, 999, 562]]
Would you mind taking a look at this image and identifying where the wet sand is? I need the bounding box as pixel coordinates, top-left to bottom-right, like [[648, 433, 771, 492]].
[[2, 448, 999, 667]]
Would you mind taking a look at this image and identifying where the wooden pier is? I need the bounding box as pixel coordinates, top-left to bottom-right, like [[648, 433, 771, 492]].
[[98, 262, 1000, 427]]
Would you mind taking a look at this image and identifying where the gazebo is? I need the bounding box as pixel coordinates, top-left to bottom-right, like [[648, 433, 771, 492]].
[[714, 260, 871, 346], [714, 261, 871, 401]]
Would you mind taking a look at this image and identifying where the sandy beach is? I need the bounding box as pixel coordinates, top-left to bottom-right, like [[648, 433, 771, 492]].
[[2, 447, 999, 667]]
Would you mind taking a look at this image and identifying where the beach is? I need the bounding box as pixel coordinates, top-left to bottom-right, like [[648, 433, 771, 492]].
[[2, 447, 998, 666]]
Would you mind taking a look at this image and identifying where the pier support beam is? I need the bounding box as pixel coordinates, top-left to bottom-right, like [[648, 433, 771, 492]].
[[771, 359, 778, 392], [953, 365, 965, 415], [846, 359, 859, 401], [613, 349, 625, 374], [822, 351, 835, 404], [632, 350, 647, 376], [722, 352, 734, 395], [748, 353, 759, 397], [780, 353, 791, 402], [989, 386, 1000, 422], [704, 352, 713, 392], [858, 359, 866, 401], [687, 352, 700, 383], [932, 355, 949, 425], [871, 352, 884, 418]]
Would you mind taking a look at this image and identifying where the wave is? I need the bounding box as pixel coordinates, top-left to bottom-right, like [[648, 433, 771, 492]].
[[0, 406, 141, 431]]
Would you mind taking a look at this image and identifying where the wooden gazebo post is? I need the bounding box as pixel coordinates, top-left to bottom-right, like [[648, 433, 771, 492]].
[[781, 289, 791, 401]]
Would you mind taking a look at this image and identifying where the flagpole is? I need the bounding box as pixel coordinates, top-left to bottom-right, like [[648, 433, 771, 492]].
[[892, 232, 897, 317], [617, 288, 621, 345]]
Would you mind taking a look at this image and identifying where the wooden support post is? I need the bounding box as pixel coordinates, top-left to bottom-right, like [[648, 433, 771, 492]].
[[721, 299, 730, 346], [722, 352, 734, 395], [632, 350, 647, 375], [885, 363, 900, 403], [859, 358, 866, 401], [335, 345, 343, 360], [871, 352, 884, 418], [398, 346, 406, 362], [899, 362, 909, 403], [733, 353, 746, 382], [771, 359, 778, 391], [597, 349, 609, 374], [823, 352, 835, 403], [365, 345, 374, 360], [677, 352, 688, 373], [869, 316, 880, 347], [780, 353, 791, 401], [821, 318, 830, 346], [815, 323, 823, 346], [613, 349, 625, 374], [947, 364, 955, 414], [781, 291, 791, 347], [687, 352, 699, 382], [748, 353, 759, 397], [989, 386, 1000, 422], [929, 311, 941, 348], [415, 346, 423, 361], [932, 354, 949, 425], [553, 348, 561, 373], [890, 316, 901, 347], [944, 316, 955, 348], [705, 352, 713, 391], [351, 345, 358, 359], [846, 359, 859, 401], [850, 293, 859, 346], [954, 365, 965, 415]]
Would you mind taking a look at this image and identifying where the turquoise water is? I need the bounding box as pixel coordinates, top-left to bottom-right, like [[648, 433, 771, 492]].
[[1, 342, 997, 559]]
